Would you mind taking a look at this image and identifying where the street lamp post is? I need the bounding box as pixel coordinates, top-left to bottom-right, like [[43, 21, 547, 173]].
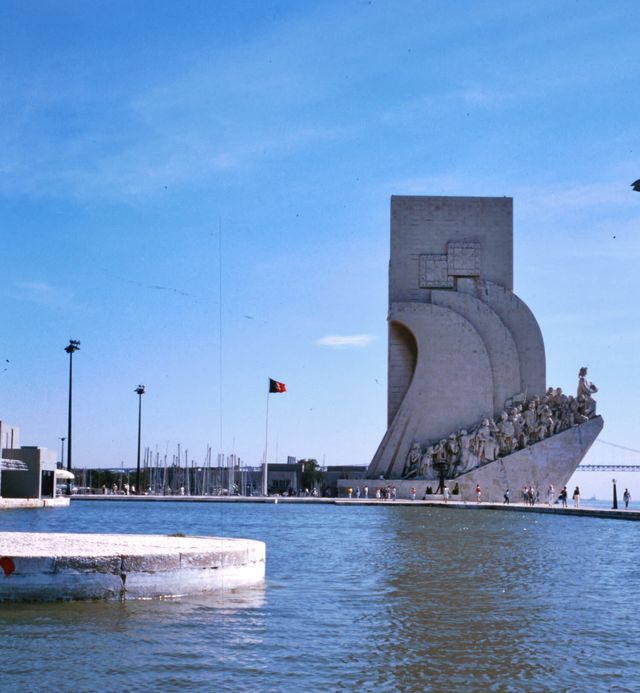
[[64, 340, 80, 493], [59, 437, 66, 470], [612, 478, 618, 510], [135, 385, 145, 495]]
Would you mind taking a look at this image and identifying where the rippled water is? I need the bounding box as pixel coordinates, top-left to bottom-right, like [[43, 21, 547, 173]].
[[1, 501, 638, 692]]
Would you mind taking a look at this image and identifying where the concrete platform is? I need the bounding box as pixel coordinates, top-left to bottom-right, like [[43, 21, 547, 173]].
[[332, 498, 640, 520], [0, 532, 265, 602], [0, 497, 70, 510]]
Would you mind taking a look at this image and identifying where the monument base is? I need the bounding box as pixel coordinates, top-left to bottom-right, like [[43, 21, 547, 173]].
[[338, 416, 603, 503]]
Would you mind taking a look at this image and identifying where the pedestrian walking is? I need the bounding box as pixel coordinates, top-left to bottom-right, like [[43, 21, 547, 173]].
[[475, 484, 481, 503], [503, 488, 510, 504], [560, 486, 568, 507], [443, 485, 450, 503], [623, 488, 631, 509], [410, 487, 416, 501], [547, 484, 554, 507], [572, 486, 580, 508]]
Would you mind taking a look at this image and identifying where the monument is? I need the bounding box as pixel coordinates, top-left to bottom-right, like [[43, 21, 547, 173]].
[[339, 195, 603, 501]]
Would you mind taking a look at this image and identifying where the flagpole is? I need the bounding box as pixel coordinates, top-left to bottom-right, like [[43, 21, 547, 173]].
[[262, 387, 270, 496]]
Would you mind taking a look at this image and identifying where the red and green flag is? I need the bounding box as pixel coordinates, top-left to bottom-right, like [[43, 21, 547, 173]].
[[269, 378, 286, 393]]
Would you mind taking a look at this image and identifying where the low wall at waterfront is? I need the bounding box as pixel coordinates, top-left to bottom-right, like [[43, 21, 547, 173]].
[[0, 532, 265, 602], [0, 497, 70, 510]]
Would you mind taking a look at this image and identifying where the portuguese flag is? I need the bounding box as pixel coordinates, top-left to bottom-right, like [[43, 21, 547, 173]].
[[269, 378, 287, 393]]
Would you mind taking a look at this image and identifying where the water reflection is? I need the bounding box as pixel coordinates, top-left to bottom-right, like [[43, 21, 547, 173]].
[[363, 507, 640, 691]]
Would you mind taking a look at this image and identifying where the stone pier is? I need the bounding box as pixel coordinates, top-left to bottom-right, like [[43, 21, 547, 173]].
[[0, 497, 70, 510], [0, 532, 265, 602]]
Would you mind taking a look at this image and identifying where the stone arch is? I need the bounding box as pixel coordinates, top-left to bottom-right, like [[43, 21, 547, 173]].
[[387, 320, 418, 426]]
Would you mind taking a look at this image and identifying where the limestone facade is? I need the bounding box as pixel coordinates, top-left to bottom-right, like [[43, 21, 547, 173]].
[[369, 195, 548, 479]]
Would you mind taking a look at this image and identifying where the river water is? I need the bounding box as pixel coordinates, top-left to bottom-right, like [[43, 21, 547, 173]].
[[0, 501, 638, 692]]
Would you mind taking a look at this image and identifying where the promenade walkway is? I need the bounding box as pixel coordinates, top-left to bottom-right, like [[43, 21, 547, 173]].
[[71, 495, 640, 521]]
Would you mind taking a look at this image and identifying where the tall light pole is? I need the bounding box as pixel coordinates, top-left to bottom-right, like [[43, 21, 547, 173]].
[[612, 478, 618, 510], [59, 437, 66, 469], [135, 385, 145, 494], [64, 339, 80, 493]]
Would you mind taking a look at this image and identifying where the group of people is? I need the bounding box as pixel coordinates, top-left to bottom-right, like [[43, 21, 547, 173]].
[[509, 484, 580, 507], [346, 485, 378, 499], [501, 485, 580, 507], [403, 368, 599, 480], [105, 482, 137, 495], [346, 484, 466, 501], [500, 484, 632, 509]]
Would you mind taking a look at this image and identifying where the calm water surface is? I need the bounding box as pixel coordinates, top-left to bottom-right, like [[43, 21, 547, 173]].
[[1, 501, 638, 692]]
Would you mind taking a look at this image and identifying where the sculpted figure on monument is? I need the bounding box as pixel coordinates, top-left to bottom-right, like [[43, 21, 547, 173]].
[[457, 429, 474, 473], [477, 419, 499, 462], [403, 442, 422, 478], [446, 432, 460, 469], [420, 445, 437, 479], [540, 387, 553, 412], [553, 389, 568, 433], [540, 405, 556, 439], [551, 387, 564, 410], [562, 393, 572, 428], [497, 411, 515, 455], [569, 395, 588, 425], [577, 367, 598, 417], [468, 429, 482, 469], [523, 401, 538, 443], [510, 406, 527, 448]]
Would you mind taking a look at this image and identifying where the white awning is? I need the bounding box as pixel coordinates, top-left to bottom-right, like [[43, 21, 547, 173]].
[[55, 469, 75, 480]]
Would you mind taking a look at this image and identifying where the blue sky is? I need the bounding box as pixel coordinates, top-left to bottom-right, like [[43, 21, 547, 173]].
[[1, 1, 639, 494]]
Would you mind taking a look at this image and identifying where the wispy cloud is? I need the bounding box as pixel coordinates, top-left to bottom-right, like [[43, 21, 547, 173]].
[[0, 5, 354, 202], [379, 85, 513, 128], [315, 334, 375, 349], [12, 281, 73, 306]]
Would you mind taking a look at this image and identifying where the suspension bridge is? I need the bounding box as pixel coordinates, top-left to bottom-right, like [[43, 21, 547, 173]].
[[577, 440, 640, 472]]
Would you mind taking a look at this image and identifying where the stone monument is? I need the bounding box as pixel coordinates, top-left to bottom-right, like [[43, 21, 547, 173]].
[[338, 195, 603, 501]]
